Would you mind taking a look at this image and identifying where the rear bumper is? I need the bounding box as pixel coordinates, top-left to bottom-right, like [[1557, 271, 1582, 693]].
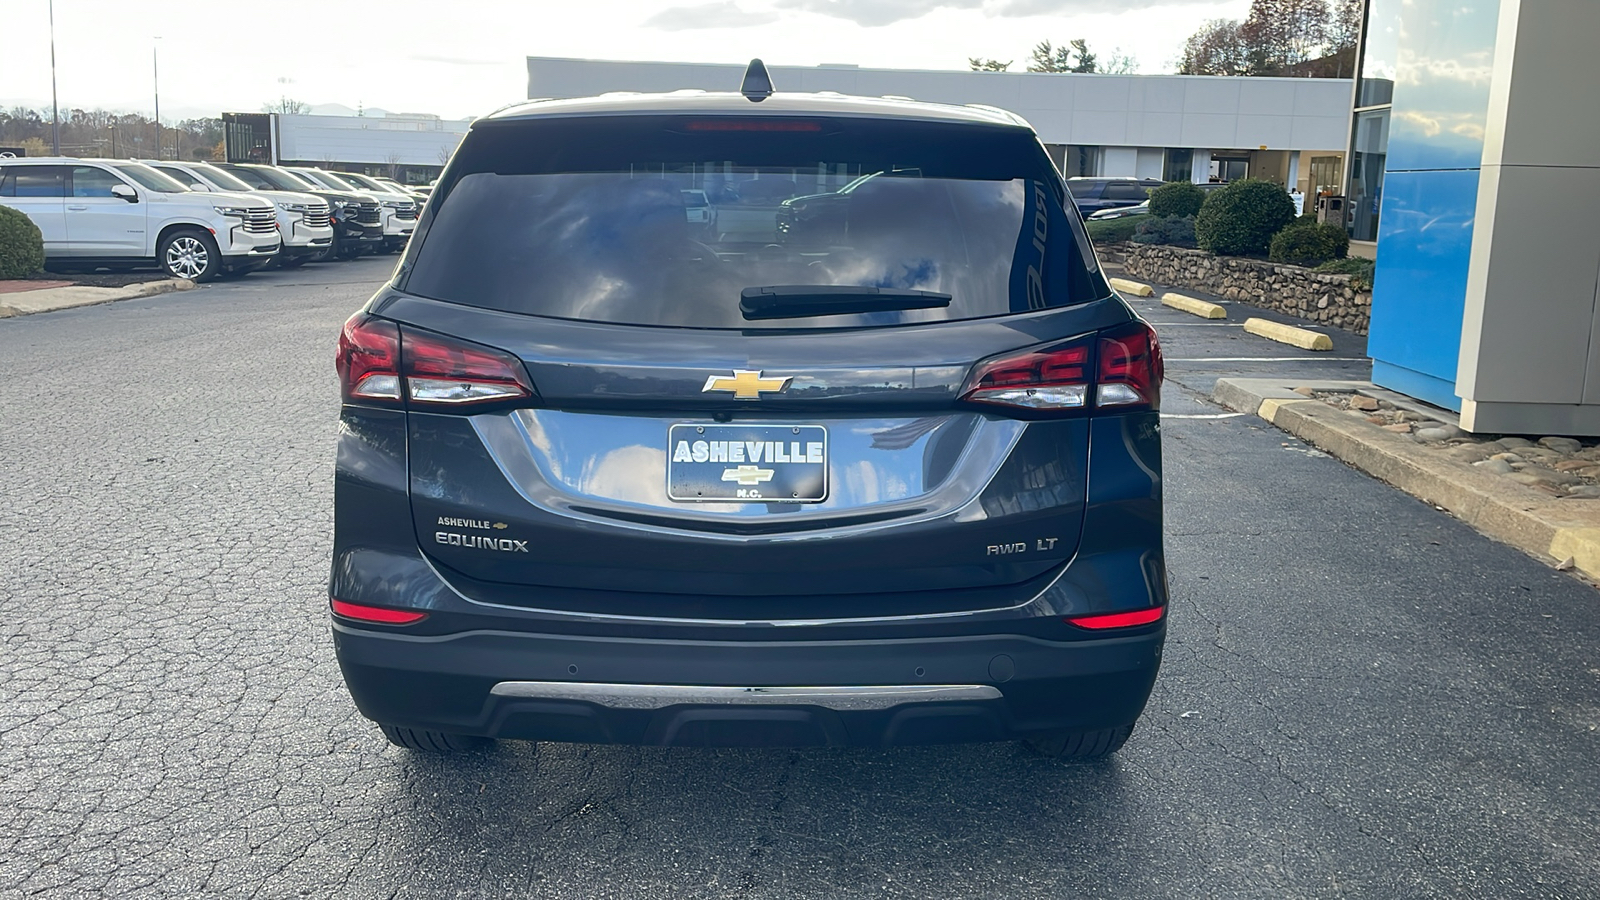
[[332, 623, 1163, 747]]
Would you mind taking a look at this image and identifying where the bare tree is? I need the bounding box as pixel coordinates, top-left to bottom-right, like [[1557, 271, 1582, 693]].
[[384, 152, 401, 180], [263, 96, 309, 115], [968, 58, 1012, 72], [1100, 49, 1138, 75], [437, 146, 453, 167]]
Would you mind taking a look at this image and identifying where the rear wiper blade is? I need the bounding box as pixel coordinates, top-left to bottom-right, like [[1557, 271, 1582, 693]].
[[740, 285, 952, 321]]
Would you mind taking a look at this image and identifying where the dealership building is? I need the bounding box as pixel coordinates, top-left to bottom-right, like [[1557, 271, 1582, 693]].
[[221, 110, 469, 185], [524, 56, 1353, 210]]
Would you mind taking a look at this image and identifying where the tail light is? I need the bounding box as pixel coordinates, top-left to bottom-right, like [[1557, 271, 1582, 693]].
[[960, 320, 1162, 415], [336, 313, 535, 407]]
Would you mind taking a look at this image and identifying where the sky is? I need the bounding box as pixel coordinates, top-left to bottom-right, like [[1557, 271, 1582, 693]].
[[2, 0, 1251, 122]]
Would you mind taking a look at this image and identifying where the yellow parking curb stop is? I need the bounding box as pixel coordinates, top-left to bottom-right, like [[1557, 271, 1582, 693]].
[[1243, 318, 1334, 351]]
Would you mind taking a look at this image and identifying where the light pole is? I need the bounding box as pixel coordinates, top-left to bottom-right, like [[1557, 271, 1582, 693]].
[[152, 36, 161, 159], [48, 0, 60, 155]]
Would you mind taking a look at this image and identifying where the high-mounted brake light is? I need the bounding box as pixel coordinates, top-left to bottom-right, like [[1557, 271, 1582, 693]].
[[684, 120, 822, 132], [1067, 606, 1165, 629], [959, 321, 1162, 415], [331, 598, 428, 624], [402, 328, 535, 405], [336, 314, 535, 407]]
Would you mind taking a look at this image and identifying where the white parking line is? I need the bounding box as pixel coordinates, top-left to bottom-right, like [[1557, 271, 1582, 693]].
[[1164, 356, 1365, 362], [1161, 413, 1246, 419]]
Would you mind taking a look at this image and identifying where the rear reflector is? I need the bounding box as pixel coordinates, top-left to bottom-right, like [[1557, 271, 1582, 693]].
[[1067, 606, 1165, 629], [330, 599, 428, 624]]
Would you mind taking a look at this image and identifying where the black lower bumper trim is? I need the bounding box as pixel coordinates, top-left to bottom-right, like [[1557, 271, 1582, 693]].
[[333, 625, 1163, 747]]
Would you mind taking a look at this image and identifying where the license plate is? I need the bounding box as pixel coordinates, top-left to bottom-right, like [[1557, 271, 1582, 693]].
[[668, 424, 828, 503]]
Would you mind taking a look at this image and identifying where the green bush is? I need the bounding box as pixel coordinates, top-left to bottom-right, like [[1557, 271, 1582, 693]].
[[1294, 212, 1318, 228], [1130, 215, 1197, 248], [1148, 181, 1206, 219], [1315, 256, 1375, 291], [0, 205, 45, 279], [1194, 179, 1296, 257], [1085, 216, 1142, 244], [1269, 222, 1350, 267]]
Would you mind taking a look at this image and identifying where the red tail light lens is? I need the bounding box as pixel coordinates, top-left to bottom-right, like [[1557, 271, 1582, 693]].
[[961, 339, 1092, 411], [960, 320, 1162, 415], [331, 598, 428, 624], [335, 314, 535, 408], [1068, 606, 1165, 629], [1097, 322, 1163, 410], [401, 328, 535, 405], [337, 313, 401, 402], [684, 119, 822, 132]]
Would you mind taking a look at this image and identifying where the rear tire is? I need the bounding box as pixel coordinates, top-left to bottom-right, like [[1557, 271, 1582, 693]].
[[378, 724, 493, 752], [1024, 724, 1134, 760]]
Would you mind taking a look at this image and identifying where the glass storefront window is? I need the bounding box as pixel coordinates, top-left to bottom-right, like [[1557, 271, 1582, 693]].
[[1349, 109, 1390, 242], [1162, 148, 1193, 182], [1358, 0, 1401, 108]]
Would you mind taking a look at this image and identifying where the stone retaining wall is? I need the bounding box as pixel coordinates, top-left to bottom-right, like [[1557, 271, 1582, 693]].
[[1118, 244, 1371, 335]]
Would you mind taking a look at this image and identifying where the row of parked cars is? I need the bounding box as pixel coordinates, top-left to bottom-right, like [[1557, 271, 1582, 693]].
[[0, 156, 427, 281]]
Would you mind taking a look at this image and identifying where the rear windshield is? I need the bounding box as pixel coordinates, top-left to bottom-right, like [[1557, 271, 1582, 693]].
[[401, 115, 1104, 329]]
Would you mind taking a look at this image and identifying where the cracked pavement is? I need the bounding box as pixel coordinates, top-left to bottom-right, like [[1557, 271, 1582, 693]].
[[2, 258, 1598, 898]]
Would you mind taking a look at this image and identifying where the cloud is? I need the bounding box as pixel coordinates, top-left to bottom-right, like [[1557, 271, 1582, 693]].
[[645, 1, 782, 29], [776, 0, 1226, 26]]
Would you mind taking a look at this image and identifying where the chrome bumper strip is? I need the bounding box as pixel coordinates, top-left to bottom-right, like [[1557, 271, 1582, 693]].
[[488, 681, 1002, 711]]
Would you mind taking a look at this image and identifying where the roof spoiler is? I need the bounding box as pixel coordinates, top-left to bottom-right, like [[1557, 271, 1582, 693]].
[[741, 59, 774, 102]]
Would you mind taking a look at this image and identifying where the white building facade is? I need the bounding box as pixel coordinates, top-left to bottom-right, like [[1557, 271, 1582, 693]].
[[526, 57, 1353, 198]]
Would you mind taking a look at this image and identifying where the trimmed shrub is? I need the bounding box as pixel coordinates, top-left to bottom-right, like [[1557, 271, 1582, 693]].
[[1148, 181, 1206, 219], [1294, 212, 1318, 228], [1194, 179, 1296, 257], [1130, 215, 1197, 248], [0, 205, 45, 279], [1315, 256, 1375, 291], [1269, 222, 1350, 267], [1086, 215, 1142, 244]]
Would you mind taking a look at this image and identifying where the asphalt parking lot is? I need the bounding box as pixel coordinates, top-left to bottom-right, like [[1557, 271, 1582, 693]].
[[3, 258, 1598, 899]]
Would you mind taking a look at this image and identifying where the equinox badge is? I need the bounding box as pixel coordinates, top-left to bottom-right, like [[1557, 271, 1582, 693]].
[[702, 369, 792, 399]]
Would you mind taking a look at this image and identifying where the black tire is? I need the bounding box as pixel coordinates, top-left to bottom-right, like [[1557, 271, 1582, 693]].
[[277, 254, 309, 269], [158, 228, 221, 282], [378, 724, 493, 752], [1024, 724, 1134, 760]]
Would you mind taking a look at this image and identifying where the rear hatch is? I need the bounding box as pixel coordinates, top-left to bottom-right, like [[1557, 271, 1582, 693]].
[[344, 110, 1151, 618]]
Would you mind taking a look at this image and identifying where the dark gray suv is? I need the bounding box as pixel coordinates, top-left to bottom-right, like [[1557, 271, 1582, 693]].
[[331, 65, 1168, 758]]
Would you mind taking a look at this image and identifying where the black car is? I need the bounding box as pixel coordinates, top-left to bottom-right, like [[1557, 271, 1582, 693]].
[[330, 62, 1167, 758], [215, 163, 384, 260], [1066, 177, 1164, 218]]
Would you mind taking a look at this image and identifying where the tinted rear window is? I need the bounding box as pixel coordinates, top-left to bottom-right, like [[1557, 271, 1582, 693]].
[[401, 115, 1103, 329]]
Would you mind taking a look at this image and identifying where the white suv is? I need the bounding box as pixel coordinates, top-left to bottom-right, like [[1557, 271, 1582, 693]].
[[0, 158, 280, 281], [144, 160, 333, 268], [286, 168, 417, 253]]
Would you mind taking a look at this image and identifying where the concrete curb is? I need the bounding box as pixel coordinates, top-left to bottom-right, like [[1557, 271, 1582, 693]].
[[1161, 292, 1227, 319], [1109, 277, 1154, 297], [1215, 377, 1600, 579], [0, 279, 196, 319], [1242, 317, 1333, 350]]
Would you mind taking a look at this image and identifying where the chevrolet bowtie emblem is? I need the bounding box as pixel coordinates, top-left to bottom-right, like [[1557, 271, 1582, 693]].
[[702, 369, 792, 399], [721, 465, 776, 486]]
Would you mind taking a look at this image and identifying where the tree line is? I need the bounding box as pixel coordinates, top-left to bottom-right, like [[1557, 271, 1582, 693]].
[[1180, 0, 1363, 78], [0, 107, 224, 161], [970, 0, 1362, 78]]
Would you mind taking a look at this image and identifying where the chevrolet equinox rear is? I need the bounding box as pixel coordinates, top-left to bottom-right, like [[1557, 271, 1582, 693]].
[[331, 66, 1168, 757]]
